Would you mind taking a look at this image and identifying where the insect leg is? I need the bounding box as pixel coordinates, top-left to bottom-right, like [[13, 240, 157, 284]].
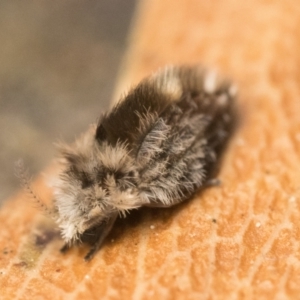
[[84, 212, 118, 261]]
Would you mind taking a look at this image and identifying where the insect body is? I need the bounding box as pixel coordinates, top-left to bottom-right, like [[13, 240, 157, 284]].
[[53, 65, 236, 260]]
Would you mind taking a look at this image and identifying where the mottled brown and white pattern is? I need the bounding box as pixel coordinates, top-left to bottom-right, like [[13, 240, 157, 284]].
[[53, 65, 236, 260], [2, 0, 300, 298]]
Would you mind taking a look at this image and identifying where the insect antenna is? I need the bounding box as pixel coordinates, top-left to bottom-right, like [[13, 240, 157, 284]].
[[15, 159, 55, 218]]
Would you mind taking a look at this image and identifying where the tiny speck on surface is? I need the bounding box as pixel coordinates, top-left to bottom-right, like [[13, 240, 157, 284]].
[[255, 222, 261, 228], [150, 225, 155, 230]]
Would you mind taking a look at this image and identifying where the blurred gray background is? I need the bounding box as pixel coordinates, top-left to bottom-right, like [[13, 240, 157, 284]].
[[0, 0, 136, 203]]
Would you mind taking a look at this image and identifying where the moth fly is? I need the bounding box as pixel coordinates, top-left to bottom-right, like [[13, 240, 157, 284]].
[[21, 65, 237, 260]]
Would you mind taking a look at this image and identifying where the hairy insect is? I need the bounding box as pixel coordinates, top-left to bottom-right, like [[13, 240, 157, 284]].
[[22, 65, 237, 260]]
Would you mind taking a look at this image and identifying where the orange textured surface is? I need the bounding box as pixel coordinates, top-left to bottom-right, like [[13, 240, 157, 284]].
[[2, 0, 300, 299]]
